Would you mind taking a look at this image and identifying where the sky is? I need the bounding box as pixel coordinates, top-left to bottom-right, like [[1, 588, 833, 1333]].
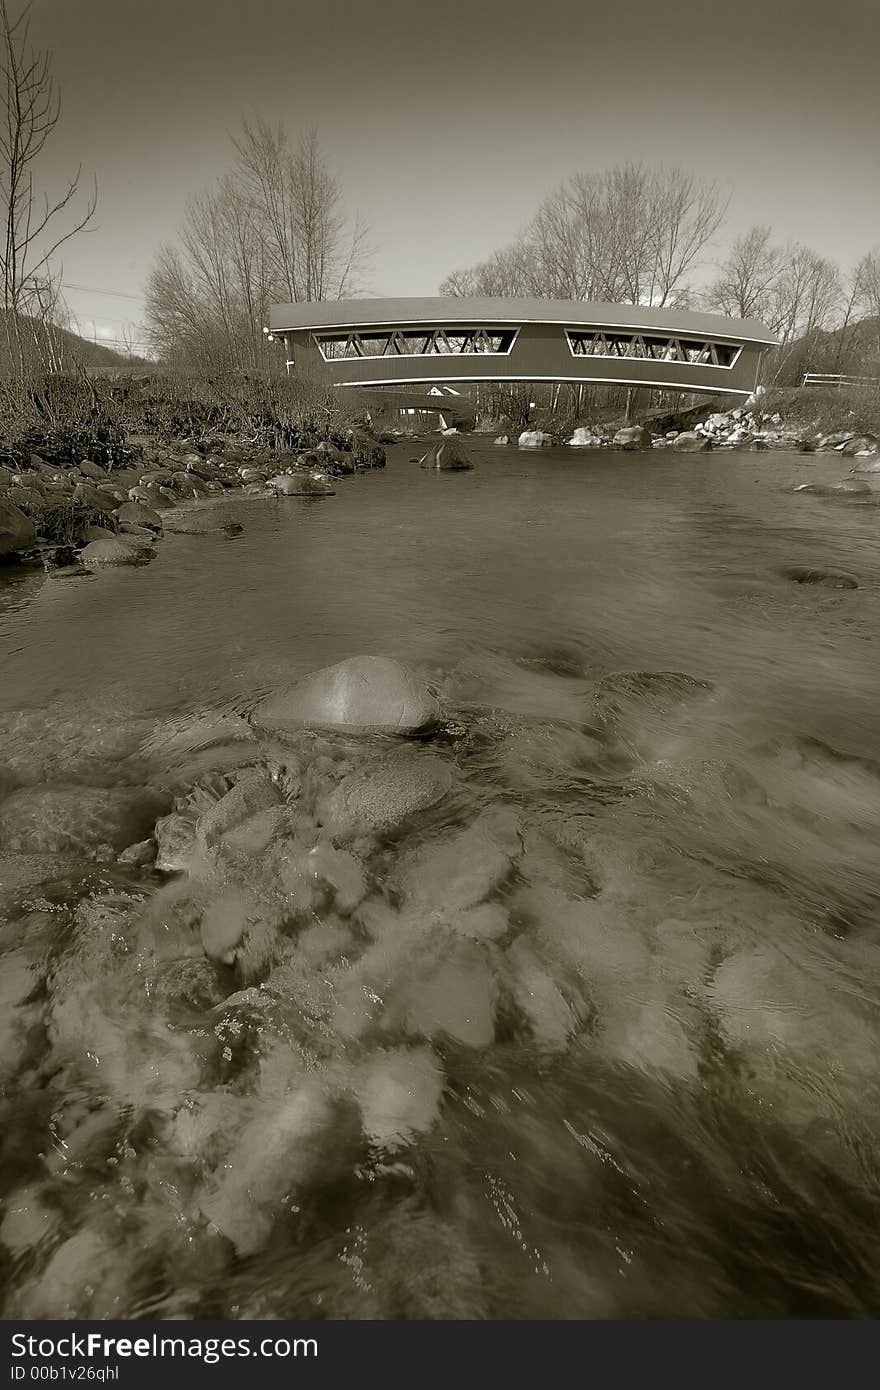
[[24, 0, 880, 354]]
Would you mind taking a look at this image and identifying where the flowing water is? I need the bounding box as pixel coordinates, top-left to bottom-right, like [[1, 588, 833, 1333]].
[[2, 441, 880, 1319]]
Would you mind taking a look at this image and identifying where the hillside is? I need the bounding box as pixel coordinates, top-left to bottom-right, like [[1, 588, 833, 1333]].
[[0, 309, 155, 375]]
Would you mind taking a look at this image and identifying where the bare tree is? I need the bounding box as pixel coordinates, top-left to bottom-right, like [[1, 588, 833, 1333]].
[[441, 164, 725, 308], [852, 249, 880, 369], [148, 119, 366, 369], [705, 225, 782, 321], [0, 0, 96, 378], [232, 118, 367, 303]]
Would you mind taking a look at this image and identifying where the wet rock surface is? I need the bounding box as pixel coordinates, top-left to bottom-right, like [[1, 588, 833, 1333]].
[[252, 655, 440, 737]]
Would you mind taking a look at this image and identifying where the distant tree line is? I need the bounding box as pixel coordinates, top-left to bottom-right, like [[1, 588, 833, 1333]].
[[440, 164, 880, 388]]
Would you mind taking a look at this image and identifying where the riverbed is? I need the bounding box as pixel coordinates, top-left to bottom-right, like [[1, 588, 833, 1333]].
[[2, 441, 880, 1318]]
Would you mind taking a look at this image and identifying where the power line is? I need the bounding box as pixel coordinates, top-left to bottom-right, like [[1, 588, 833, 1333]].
[[61, 282, 145, 303]]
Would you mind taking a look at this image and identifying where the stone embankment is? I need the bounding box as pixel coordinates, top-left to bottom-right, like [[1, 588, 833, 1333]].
[[0, 431, 386, 566]]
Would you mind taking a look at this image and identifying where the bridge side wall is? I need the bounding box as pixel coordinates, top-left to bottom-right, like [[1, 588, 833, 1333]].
[[280, 322, 765, 397]]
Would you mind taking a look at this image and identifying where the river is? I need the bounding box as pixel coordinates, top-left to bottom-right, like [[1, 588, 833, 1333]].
[[2, 440, 880, 1318]]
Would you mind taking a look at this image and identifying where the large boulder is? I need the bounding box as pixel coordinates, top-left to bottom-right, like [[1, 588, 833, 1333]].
[[252, 655, 440, 737], [78, 460, 107, 481], [670, 430, 711, 452], [114, 501, 163, 531], [612, 425, 652, 450], [77, 537, 154, 567], [71, 481, 107, 509], [517, 430, 553, 448], [270, 473, 335, 496], [418, 442, 473, 471], [0, 499, 36, 556], [568, 427, 603, 447], [840, 434, 880, 458], [8, 485, 43, 511]]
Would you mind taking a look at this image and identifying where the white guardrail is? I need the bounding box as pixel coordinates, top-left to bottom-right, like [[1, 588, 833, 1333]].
[[802, 372, 880, 387]]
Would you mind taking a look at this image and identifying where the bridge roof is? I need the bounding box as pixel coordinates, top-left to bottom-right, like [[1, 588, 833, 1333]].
[[270, 297, 778, 346]]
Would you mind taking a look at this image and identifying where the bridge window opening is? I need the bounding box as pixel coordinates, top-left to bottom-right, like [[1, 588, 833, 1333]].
[[566, 330, 740, 368], [314, 327, 518, 361]]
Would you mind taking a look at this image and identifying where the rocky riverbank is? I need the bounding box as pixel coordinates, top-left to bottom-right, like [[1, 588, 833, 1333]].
[[0, 429, 386, 566], [512, 409, 880, 458]]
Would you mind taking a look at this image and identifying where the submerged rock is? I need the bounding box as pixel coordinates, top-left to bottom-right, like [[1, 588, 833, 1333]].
[[270, 472, 335, 496], [252, 655, 440, 737], [78, 537, 153, 567], [351, 1046, 445, 1151], [393, 806, 520, 912], [319, 750, 455, 836], [162, 508, 243, 534], [794, 478, 871, 496], [780, 565, 859, 589], [199, 1080, 335, 1255]]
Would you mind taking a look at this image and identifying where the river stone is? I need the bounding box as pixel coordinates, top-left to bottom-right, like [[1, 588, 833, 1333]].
[[252, 655, 440, 738], [200, 886, 267, 962], [403, 938, 497, 1048], [320, 750, 454, 836], [278, 843, 367, 916], [8, 485, 43, 511], [114, 501, 162, 531], [270, 473, 335, 496], [393, 807, 520, 912], [849, 457, 880, 473], [117, 838, 156, 866], [352, 1045, 445, 1151], [162, 508, 242, 534], [81, 525, 118, 543], [78, 460, 107, 481], [170, 472, 202, 497], [154, 811, 199, 872], [140, 486, 176, 509], [671, 431, 712, 451], [0, 784, 169, 855], [196, 769, 280, 847], [78, 537, 154, 567], [794, 479, 871, 495], [612, 425, 652, 449], [72, 481, 106, 508], [0, 499, 36, 555], [186, 458, 221, 481], [418, 442, 473, 471], [840, 434, 880, 457]]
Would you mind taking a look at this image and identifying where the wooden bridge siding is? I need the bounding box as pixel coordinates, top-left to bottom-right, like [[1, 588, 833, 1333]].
[[282, 323, 765, 397]]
